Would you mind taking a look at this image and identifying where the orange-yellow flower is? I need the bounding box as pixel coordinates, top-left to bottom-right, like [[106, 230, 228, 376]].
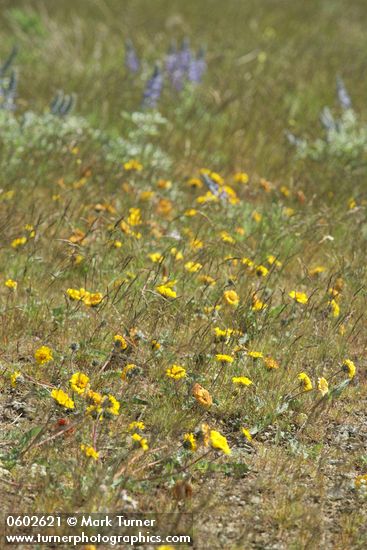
[[192, 383, 213, 407]]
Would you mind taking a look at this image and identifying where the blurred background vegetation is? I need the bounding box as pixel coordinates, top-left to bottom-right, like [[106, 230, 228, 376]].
[[1, 0, 367, 181]]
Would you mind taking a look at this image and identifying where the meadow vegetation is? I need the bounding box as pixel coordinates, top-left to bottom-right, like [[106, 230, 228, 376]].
[[0, 1, 367, 549]]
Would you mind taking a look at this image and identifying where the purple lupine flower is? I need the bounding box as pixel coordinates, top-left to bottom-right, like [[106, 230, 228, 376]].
[[170, 67, 185, 91], [125, 40, 140, 73], [179, 38, 192, 72], [188, 48, 206, 83], [165, 42, 178, 75], [165, 42, 185, 91], [142, 65, 163, 108], [336, 76, 352, 110]]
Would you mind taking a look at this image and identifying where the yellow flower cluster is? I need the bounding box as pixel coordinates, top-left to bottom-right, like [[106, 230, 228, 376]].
[[51, 388, 75, 409], [5, 278, 17, 290], [156, 280, 177, 299], [123, 159, 143, 172], [66, 287, 103, 306], [166, 365, 187, 379], [70, 372, 89, 395], [80, 444, 99, 460]]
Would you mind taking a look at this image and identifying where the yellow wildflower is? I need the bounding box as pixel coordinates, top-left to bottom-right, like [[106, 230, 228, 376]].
[[252, 211, 262, 223], [196, 191, 218, 204], [127, 207, 142, 226], [252, 295, 267, 311], [184, 208, 198, 217], [190, 238, 204, 250], [123, 159, 143, 172], [11, 237, 27, 248], [215, 354, 234, 364], [80, 444, 99, 460], [198, 274, 216, 286], [242, 257, 254, 270], [309, 266, 326, 276], [70, 372, 89, 395], [219, 231, 235, 244], [170, 247, 183, 261], [140, 190, 155, 201], [232, 376, 253, 386], [51, 389, 74, 409], [318, 377, 329, 396], [263, 357, 279, 369], [129, 421, 145, 432], [233, 172, 249, 184], [87, 390, 102, 405], [35, 346, 53, 365], [156, 283, 177, 299], [289, 290, 308, 304], [199, 169, 223, 185], [209, 430, 231, 455], [348, 197, 356, 209], [10, 371, 21, 388], [223, 289, 239, 307], [120, 220, 132, 235], [166, 365, 186, 379], [183, 432, 197, 452], [187, 177, 203, 188], [214, 327, 234, 341], [83, 292, 103, 307], [298, 372, 313, 392], [114, 334, 128, 349], [121, 364, 137, 381], [241, 428, 253, 442], [267, 255, 282, 268], [66, 288, 83, 301], [148, 252, 164, 263], [329, 299, 340, 318], [284, 207, 295, 217], [342, 359, 356, 379], [73, 254, 84, 265], [5, 278, 17, 290], [103, 394, 120, 416], [355, 473, 367, 488], [185, 261, 202, 273], [221, 184, 239, 203], [255, 265, 269, 277], [131, 433, 149, 451]]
